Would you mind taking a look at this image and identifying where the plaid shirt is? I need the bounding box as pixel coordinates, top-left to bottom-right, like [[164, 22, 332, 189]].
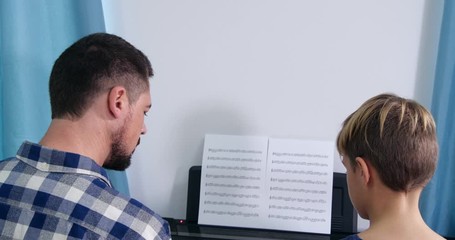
[[0, 141, 171, 239]]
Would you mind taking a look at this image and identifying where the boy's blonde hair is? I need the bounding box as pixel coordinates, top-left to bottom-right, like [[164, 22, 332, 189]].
[[337, 93, 438, 191]]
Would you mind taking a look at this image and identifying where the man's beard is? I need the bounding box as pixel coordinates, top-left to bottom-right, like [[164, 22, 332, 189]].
[[103, 127, 134, 171]]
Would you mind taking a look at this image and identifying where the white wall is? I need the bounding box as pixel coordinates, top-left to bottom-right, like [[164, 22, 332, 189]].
[[102, 0, 443, 231]]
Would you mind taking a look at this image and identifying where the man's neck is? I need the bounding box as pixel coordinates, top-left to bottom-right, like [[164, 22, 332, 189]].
[[39, 118, 109, 167]]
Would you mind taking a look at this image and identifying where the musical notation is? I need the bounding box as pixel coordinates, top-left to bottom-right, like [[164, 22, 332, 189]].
[[269, 186, 327, 194], [271, 152, 329, 159], [271, 160, 329, 167], [268, 214, 327, 223], [208, 148, 263, 154], [270, 178, 328, 185], [205, 191, 261, 199], [205, 183, 260, 190], [203, 210, 260, 218], [207, 165, 261, 172], [206, 174, 261, 181], [204, 200, 260, 208], [199, 134, 334, 234], [270, 169, 329, 176], [269, 195, 327, 204], [207, 156, 262, 162], [269, 205, 327, 213]]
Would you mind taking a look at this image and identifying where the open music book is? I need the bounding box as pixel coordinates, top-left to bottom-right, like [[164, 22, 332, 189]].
[[198, 134, 335, 234]]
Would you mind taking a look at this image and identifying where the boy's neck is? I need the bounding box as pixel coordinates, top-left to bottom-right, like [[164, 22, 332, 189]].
[[359, 187, 442, 240]]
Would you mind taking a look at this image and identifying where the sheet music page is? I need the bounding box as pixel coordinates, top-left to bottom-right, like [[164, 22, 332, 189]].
[[198, 134, 269, 228], [265, 138, 334, 234], [198, 134, 334, 234]]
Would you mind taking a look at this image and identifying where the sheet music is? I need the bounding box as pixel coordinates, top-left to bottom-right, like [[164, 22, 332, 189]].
[[199, 134, 268, 228], [265, 138, 334, 233], [198, 134, 334, 234]]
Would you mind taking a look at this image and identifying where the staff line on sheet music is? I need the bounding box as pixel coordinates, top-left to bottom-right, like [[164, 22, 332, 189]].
[[268, 214, 327, 223], [207, 156, 262, 162], [207, 165, 262, 171], [270, 178, 328, 185], [271, 152, 329, 159], [270, 169, 329, 175], [208, 148, 263, 154], [268, 205, 327, 213], [206, 183, 260, 190], [204, 200, 259, 208], [269, 186, 327, 194], [206, 174, 261, 180], [271, 160, 329, 167], [205, 191, 261, 199], [269, 196, 328, 204], [203, 210, 259, 218]]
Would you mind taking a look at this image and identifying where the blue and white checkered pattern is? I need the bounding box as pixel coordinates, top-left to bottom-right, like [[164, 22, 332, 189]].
[[0, 141, 171, 239]]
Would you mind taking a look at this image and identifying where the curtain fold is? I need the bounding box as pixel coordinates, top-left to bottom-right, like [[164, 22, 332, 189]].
[[420, 0, 455, 237], [0, 0, 130, 196]]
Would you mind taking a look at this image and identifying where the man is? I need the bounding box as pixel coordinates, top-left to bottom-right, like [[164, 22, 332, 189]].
[[337, 93, 444, 240], [0, 33, 171, 239]]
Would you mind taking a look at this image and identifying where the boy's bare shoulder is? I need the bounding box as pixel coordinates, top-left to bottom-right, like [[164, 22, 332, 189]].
[[359, 225, 445, 240]]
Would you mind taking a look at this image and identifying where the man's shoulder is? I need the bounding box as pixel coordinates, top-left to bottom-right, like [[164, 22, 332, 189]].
[[0, 157, 19, 167], [0, 157, 32, 179], [0, 164, 171, 239], [100, 182, 162, 219], [106, 193, 171, 239], [91, 183, 171, 239]]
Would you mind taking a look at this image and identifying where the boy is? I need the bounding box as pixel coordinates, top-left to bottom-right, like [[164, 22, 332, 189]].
[[337, 93, 444, 240]]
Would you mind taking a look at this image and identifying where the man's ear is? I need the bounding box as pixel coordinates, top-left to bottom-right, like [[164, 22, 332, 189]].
[[355, 157, 371, 186], [108, 86, 128, 118]]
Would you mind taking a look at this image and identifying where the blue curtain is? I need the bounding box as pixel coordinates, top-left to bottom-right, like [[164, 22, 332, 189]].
[[0, 0, 130, 196], [420, 0, 455, 237]]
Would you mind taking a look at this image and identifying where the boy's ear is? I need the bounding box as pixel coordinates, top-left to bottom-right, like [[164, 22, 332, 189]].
[[108, 86, 128, 118], [355, 157, 371, 186]]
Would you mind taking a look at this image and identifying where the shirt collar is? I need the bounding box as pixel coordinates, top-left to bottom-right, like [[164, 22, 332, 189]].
[[16, 141, 112, 187]]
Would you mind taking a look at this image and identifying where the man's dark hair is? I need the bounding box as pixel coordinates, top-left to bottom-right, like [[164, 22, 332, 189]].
[[49, 33, 153, 119]]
